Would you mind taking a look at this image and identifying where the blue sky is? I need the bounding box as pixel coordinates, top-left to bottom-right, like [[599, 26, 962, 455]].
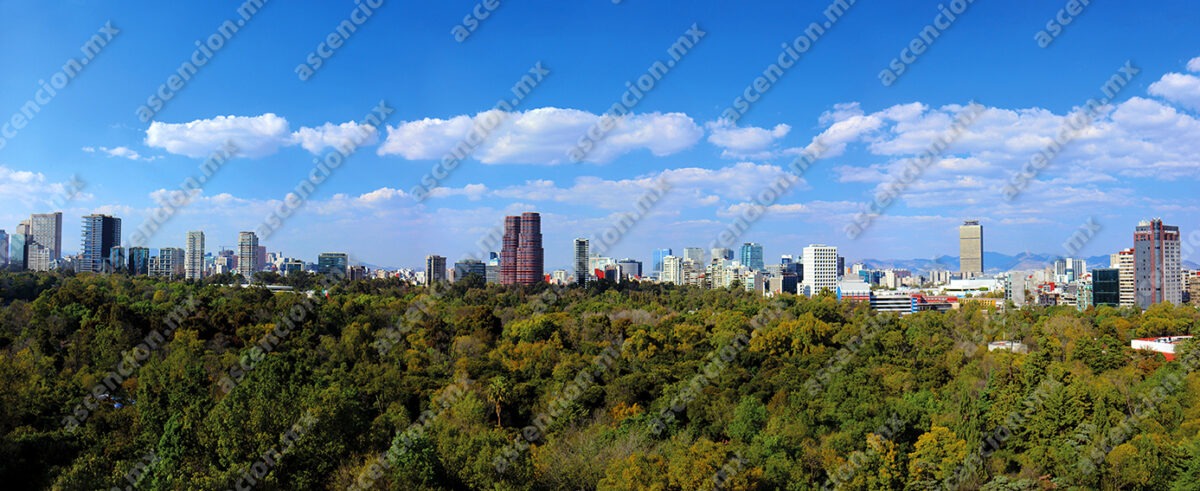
[[2, 0, 1199, 270]]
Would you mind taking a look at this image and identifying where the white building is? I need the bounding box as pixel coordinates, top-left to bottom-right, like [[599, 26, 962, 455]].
[[186, 231, 205, 280], [802, 244, 838, 296], [661, 255, 683, 285]]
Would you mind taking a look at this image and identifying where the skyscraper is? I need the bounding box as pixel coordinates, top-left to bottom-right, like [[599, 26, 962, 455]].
[[802, 244, 838, 296], [500, 216, 520, 284], [1134, 219, 1182, 308], [652, 248, 672, 279], [425, 255, 447, 286], [28, 212, 63, 271], [662, 255, 683, 285], [128, 247, 151, 275], [740, 243, 764, 271], [500, 212, 544, 285], [0, 230, 7, 267], [80, 214, 122, 274], [151, 248, 185, 278], [959, 220, 983, 278], [186, 231, 206, 280], [9, 222, 28, 270], [683, 247, 705, 265], [517, 212, 543, 285], [1117, 248, 1135, 307], [237, 231, 259, 279], [574, 238, 589, 285]]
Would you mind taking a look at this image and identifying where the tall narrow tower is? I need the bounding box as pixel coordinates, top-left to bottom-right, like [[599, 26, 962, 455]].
[[186, 231, 206, 280], [574, 238, 589, 285], [517, 212, 543, 285], [1134, 219, 1181, 308], [237, 231, 259, 279], [959, 220, 983, 278]]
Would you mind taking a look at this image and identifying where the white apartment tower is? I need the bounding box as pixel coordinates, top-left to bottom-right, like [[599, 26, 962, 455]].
[[186, 231, 206, 280], [802, 244, 838, 296]]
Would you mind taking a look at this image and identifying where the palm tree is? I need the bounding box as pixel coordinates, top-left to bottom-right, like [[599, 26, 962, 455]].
[[486, 376, 509, 428]]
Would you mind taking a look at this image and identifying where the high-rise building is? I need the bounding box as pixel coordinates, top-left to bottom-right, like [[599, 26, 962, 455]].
[[740, 243, 764, 272], [662, 255, 683, 285], [128, 247, 151, 275], [318, 252, 349, 278], [425, 255, 447, 286], [454, 259, 486, 282], [151, 248, 185, 278], [80, 214, 122, 274], [186, 231, 206, 280], [1116, 248, 1135, 307], [1134, 219, 1182, 308], [710, 247, 733, 264], [0, 229, 7, 267], [28, 212, 63, 271], [652, 248, 672, 279], [574, 238, 589, 285], [500, 216, 520, 284], [9, 223, 28, 270], [959, 220, 983, 278], [108, 246, 126, 273], [500, 212, 544, 285], [1092, 268, 1120, 307], [617, 258, 642, 280], [237, 232, 259, 279], [683, 247, 705, 265], [255, 245, 268, 272], [517, 212, 543, 285], [802, 244, 838, 296]]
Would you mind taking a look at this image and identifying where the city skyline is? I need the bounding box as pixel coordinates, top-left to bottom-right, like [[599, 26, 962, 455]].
[[3, 2, 1200, 270]]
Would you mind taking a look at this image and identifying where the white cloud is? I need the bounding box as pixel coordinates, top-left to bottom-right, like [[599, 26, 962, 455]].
[[0, 165, 93, 215], [144, 114, 381, 159], [1149, 71, 1200, 112], [378, 107, 704, 164], [705, 120, 791, 159], [146, 114, 294, 158], [83, 146, 160, 161], [1188, 56, 1200, 73], [292, 122, 380, 154]]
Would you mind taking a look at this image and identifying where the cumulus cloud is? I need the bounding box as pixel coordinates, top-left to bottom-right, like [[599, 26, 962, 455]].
[[1149, 71, 1200, 112], [292, 122, 380, 154], [144, 114, 381, 159], [0, 165, 93, 210], [378, 107, 704, 164], [705, 120, 790, 159], [146, 114, 293, 158]]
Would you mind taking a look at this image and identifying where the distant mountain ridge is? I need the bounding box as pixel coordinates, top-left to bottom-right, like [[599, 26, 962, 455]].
[[859, 252, 1200, 275]]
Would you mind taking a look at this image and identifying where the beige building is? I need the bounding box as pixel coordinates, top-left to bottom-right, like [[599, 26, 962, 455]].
[[1116, 248, 1135, 307], [959, 220, 983, 278]]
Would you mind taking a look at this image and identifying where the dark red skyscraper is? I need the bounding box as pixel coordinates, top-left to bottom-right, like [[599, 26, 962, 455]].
[[500, 212, 543, 285], [517, 212, 543, 284], [500, 215, 521, 284]]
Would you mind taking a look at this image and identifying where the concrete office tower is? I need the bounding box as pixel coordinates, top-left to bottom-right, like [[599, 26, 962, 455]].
[[710, 247, 733, 263], [237, 231, 259, 279], [662, 255, 683, 285], [652, 248, 672, 279], [574, 238, 589, 285], [802, 244, 838, 296], [1116, 248, 1135, 307], [425, 255, 447, 286], [186, 231, 206, 280], [80, 214, 122, 273], [500, 216, 521, 284], [683, 247, 705, 265], [740, 242, 764, 271], [1135, 219, 1182, 308], [959, 220, 983, 278], [28, 212, 63, 271], [318, 252, 349, 278]]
